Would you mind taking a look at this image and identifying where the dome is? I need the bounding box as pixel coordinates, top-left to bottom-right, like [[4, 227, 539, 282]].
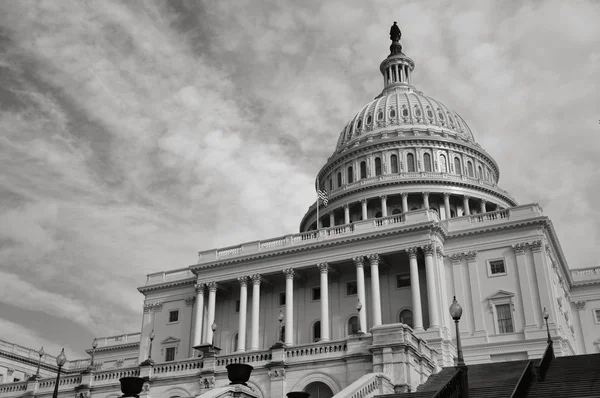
[[335, 89, 476, 152]]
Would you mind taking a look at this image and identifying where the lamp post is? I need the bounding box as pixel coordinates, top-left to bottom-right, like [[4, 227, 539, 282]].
[[278, 310, 284, 343], [449, 296, 468, 397], [148, 330, 155, 360], [89, 338, 98, 371], [542, 307, 552, 345], [35, 346, 44, 378], [52, 348, 67, 398], [356, 299, 364, 334]]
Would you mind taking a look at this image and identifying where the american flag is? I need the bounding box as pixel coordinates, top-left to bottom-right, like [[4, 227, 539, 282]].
[[317, 189, 329, 206]]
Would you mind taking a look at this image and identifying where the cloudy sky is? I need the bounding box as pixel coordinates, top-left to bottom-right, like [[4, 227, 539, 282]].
[[0, 0, 598, 359]]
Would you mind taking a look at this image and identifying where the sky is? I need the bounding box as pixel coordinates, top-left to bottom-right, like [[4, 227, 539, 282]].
[[0, 0, 598, 360]]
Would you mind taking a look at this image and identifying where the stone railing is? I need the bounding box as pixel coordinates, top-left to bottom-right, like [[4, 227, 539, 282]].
[[152, 358, 203, 376], [332, 373, 393, 398], [571, 266, 600, 284], [468, 208, 509, 223], [95, 333, 141, 348], [37, 375, 82, 392], [215, 350, 272, 368], [93, 367, 140, 386], [146, 268, 195, 286], [286, 340, 348, 363], [444, 204, 544, 232], [0, 382, 26, 397]]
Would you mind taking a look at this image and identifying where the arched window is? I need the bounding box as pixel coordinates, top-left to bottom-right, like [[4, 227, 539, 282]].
[[407, 153, 415, 172], [392, 208, 402, 215], [233, 332, 239, 352], [375, 157, 382, 176], [347, 166, 353, 183], [423, 153, 432, 172], [328, 178, 332, 191], [454, 157, 462, 175], [360, 161, 367, 179], [391, 154, 398, 173], [477, 165, 483, 179], [402, 107, 409, 117], [337, 172, 342, 187], [356, 119, 362, 130], [399, 309, 414, 328], [304, 382, 334, 398], [312, 321, 321, 342], [439, 154, 448, 173], [377, 111, 384, 121], [279, 325, 285, 343], [467, 161, 474, 177], [347, 316, 359, 335]]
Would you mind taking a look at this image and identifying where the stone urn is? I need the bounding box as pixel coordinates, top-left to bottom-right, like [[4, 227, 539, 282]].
[[119, 377, 145, 398], [226, 363, 253, 386], [286, 392, 310, 398]]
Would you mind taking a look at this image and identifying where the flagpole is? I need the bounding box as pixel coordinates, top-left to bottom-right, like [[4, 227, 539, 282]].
[[316, 178, 320, 230]]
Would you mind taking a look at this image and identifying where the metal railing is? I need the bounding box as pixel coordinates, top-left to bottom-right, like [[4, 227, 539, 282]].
[[510, 361, 534, 398]]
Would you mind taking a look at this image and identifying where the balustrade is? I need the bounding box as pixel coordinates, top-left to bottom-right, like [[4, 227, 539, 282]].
[[93, 367, 140, 385], [286, 340, 347, 362], [215, 350, 272, 368], [0, 383, 26, 395], [153, 358, 203, 375]]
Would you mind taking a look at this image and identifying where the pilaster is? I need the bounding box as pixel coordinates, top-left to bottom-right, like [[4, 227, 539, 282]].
[[465, 251, 488, 341]]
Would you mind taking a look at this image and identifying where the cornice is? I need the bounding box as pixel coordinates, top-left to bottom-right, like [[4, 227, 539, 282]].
[[0, 351, 59, 373], [446, 217, 548, 239], [85, 343, 139, 354], [138, 278, 196, 294]]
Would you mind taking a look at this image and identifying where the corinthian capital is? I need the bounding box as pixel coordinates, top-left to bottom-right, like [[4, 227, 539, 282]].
[[283, 268, 295, 279], [185, 296, 195, 306], [238, 276, 249, 287], [406, 247, 418, 259], [422, 244, 435, 256], [251, 274, 262, 285], [449, 253, 463, 264], [465, 251, 477, 262], [368, 253, 380, 265], [153, 302, 163, 312], [528, 240, 543, 253], [207, 281, 218, 292], [143, 303, 154, 313], [512, 243, 526, 255], [574, 300, 586, 310], [194, 283, 205, 294], [353, 256, 365, 267], [317, 262, 329, 273]]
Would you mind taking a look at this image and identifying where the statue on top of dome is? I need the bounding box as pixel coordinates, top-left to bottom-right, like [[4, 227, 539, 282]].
[[390, 22, 401, 42]]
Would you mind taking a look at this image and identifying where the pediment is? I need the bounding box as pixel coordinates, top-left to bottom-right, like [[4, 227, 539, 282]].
[[485, 290, 515, 301], [161, 336, 181, 344]]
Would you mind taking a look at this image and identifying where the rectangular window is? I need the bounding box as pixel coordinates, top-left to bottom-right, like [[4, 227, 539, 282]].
[[168, 310, 179, 323], [165, 347, 176, 362], [235, 299, 240, 313], [496, 304, 514, 334], [396, 274, 411, 288], [279, 292, 286, 306], [489, 260, 506, 275], [312, 287, 321, 301], [346, 281, 358, 296], [595, 309, 600, 323]]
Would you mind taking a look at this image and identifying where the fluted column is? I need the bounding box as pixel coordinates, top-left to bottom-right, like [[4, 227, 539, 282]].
[[250, 274, 261, 350], [422, 192, 430, 209], [512, 244, 537, 329], [206, 282, 217, 344], [344, 204, 350, 224], [443, 192, 451, 219], [192, 283, 205, 347], [380, 195, 388, 217], [466, 251, 486, 333], [480, 199, 487, 213], [401, 193, 408, 213], [361, 199, 368, 220], [463, 195, 471, 216], [329, 213, 335, 227], [237, 276, 248, 352], [317, 263, 330, 341], [368, 254, 383, 326], [407, 247, 424, 331], [423, 245, 440, 328], [353, 256, 368, 332], [283, 268, 294, 345]]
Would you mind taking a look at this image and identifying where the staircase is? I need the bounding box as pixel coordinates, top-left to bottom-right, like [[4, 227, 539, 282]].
[[527, 353, 600, 397]]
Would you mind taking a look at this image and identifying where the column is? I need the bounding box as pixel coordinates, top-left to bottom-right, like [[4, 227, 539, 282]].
[[368, 254, 383, 327], [480, 199, 487, 213], [250, 274, 261, 350], [450, 254, 469, 334], [353, 256, 368, 332], [329, 213, 335, 227], [317, 263, 330, 341], [283, 268, 294, 345], [436, 249, 450, 331], [463, 195, 471, 215], [400, 64, 405, 82], [407, 248, 423, 331], [138, 303, 156, 362], [237, 276, 248, 352], [513, 244, 537, 329], [344, 204, 350, 224], [192, 283, 205, 348], [361, 199, 368, 220], [530, 241, 557, 327], [205, 282, 217, 344], [423, 245, 440, 328], [394, 64, 399, 82], [401, 193, 408, 213], [380, 195, 388, 217], [422, 192, 430, 209], [466, 251, 486, 333], [443, 193, 451, 219]]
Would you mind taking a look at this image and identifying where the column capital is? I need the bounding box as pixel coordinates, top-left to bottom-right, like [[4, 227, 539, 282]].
[[368, 253, 380, 265], [343, 204, 350, 210], [449, 253, 463, 264], [512, 243, 527, 255], [528, 240, 543, 253], [317, 262, 329, 273], [143, 303, 154, 313], [207, 281, 218, 292], [194, 283, 205, 294], [463, 195, 470, 200], [422, 191, 430, 197], [353, 256, 365, 267], [443, 192, 451, 198], [251, 274, 262, 285], [574, 300, 587, 310], [185, 296, 196, 306], [480, 199, 487, 204], [379, 195, 388, 201], [360, 198, 367, 204], [152, 302, 163, 312], [465, 251, 477, 262], [283, 268, 295, 279], [401, 192, 408, 198], [406, 247, 418, 259], [238, 275, 249, 287], [422, 244, 435, 256]]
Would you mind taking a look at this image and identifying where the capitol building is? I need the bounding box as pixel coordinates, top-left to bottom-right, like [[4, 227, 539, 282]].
[[1, 25, 600, 398]]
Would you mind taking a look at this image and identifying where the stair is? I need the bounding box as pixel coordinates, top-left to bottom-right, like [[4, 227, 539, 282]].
[[527, 353, 600, 398]]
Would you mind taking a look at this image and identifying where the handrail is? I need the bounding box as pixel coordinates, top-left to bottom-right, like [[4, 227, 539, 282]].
[[331, 373, 393, 398], [432, 369, 461, 398], [536, 341, 554, 382], [510, 361, 534, 398]]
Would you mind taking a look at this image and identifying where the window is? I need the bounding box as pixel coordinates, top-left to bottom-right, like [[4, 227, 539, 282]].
[[313, 321, 321, 342], [346, 281, 358, 296], [414, 107, 422, 117], [356, 119, 362, 130], [439, 154, 447, 173], [390, 109, 396, 118], [392, 208, 402, 215], [391, 154, 398, 173], [279, 292, 286, 306], [402, 107, 409, 117], [396, 274, 411, 288], [407, 153, 415, 172], [438, 111, 445, 120], [312, 287, 321, 301], [496, 304, 514, 333], [233, 333, 238, 352], [467, 161, 474, 177], [235, 299, 240, 313], [375, 157, 382, 176], [168, 310, 179, 323], [13, 378, 20, 383], [279, 325, 285, 342], [337, 172, 342, 187], [375, 211, 382, 218], [377, 111, 384, 121], [454, 157, 461, 175], [366, 115, 372, 125], [329, 178, 333, 191], [165, 347, 176, 362], [399, 309, 413, 328], [489, 259, 506, 276], [478, 165, 483, 179], [594, 309, 600, 324], [426, 108, 433, 119], [348, 316, 359, 335], [360, 161, 367, 179], [347, 166, 354, 183], [423, 153, 432, 172]]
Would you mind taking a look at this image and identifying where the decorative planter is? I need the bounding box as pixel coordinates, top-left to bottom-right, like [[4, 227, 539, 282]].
[[286, 392, 310, 398], [119, 377, 145, 398], [226, 363, 253, 386]]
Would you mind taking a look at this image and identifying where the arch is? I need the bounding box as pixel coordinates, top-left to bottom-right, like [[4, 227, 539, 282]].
[[312, 320, 321, 342], [305, 382, 334, 398], [454, 157, 462, 175], [375, 157, 382, 176], [392, 208, 402, 215], [360, 161, 367, 179], [292, 372, 342, 395], [477, 165, 483, 179], [246, 381, 265, 398], [162, 387, 192, 398], [407, 153, 415, 172], [347, 315, 359, 335], [398, 308, 414, 328], [423, 153, 432, 172], [337, 172, 342, 187], [439, 154, 448, 173], [347, 166, 353, 183], [467, 161, 474, 177], [390, 154, 398, 173], [328, 178, 333, 191]]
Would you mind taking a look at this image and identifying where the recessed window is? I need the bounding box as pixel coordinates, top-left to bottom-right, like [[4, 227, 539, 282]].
[[165, 347, 176, 362], [423, 153, 432, 172], [168, 310, 179, 323], [375, 157, 382, 176], [366, 115, 372, 125], [390, 109, 396, 118], [454, 157, 462, 175], [347, 166, 354, 184], [438, 111, 445, 120], [399, 309, 413, 328], [356, 119, 362, 129], [377, 111, 384, 121], [312, 287, 321, 301], [496, 304, 514, 334], [337, 172, 342, 187], [313, 321, 321, 342], [414, 107, 422, 117], [439, 154, 448, 173], [426, 109, 433, 118], [360, 161, 367, 179], [407, 153, 415, 172], [279, 325, 285, 342], [13, 378, 20, 383], [402, 108, 409, 117], [279, 292, 286, 306], [235, 299, 240, 313], [391, 154, 398, 173], [594, 309, 600, 324], [489, 260, 506, 276], [348, 316, 359, 335], [346, 281, 358, 296], [396, 274, 411, 288]]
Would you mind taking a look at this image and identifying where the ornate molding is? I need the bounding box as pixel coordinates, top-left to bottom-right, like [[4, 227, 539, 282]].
[[368, 253, 380, 265], [194, 283, 205, 294], [512, 243, 527, 255], [406, 247, 418, 259], [379, 195, 387, 201], [251, 274, 262, 285], [185, 296, 195, 306], [7, 368, 14, 376], [353, 256, 365, 267], [238, 275, 249, 287], [401, 192, 408, 199], [152, 302, 163, 312], [207, 281, 218, 292], [465, 251, 477, 262], [268, 368, 286, 380], [528, 240, 543, 253], [449, 253, 463, 264], [143, 303, 154, 313], [283, 268, 295, 279], [422, 191, 430, 197], [573, 300, 586, 310], [443, 192, 450, 198], [317, 262, 329, 273], [422, 244, 434, 256]]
